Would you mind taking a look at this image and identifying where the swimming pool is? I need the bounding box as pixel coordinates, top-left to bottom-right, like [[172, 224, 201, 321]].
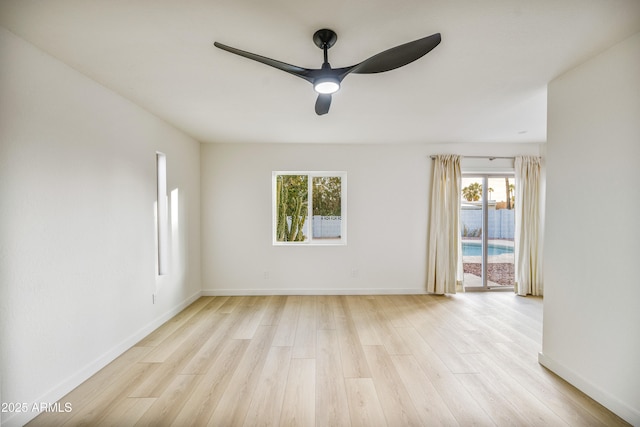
[[462, 242, 513, 257]]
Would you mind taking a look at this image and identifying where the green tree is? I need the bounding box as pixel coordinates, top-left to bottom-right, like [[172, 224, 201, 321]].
[[505, 178, 514, 209], [462, 182, 482, 202], [509, 183, 515, 207], [312, 177, 341, 216], [276, 175, 308, 242]]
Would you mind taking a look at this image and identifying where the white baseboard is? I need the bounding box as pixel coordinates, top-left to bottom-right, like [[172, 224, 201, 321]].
[[538, 352, 640, 426], [3, 291, 202, 427], [201, 288, 429, 296]]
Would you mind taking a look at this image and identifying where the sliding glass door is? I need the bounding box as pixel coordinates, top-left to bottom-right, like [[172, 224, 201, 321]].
[[461, 175, 515, 289]]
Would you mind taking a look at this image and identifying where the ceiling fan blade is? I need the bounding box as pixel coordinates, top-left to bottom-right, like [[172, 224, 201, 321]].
[[315, 94, 332, 115], [350, 33, 441, 75], [214, 42, 315, 83]]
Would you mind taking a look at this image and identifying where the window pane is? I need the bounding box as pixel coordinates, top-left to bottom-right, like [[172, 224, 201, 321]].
[[275, 175, 308, 242], [461, 177, 483, 287], [156, 152, 168, 275], [486, 177, 515, 286], [312, 176, 342, 240]]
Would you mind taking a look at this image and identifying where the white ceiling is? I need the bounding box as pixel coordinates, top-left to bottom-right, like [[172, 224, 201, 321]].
[[1, 0, 639, 145]]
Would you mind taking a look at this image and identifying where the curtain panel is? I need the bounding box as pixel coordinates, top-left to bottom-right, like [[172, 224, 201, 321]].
[[514, 156, 543, 296], [427, 155, 463, 294]]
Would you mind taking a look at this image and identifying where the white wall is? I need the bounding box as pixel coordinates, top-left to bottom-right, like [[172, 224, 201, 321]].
[[0, 27, 201, 426], [201, 142, 541, 295], [541, 32, 640, 425]]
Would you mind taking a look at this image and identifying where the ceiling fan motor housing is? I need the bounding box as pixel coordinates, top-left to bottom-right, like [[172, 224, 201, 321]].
[[313, 29, 337, 49]]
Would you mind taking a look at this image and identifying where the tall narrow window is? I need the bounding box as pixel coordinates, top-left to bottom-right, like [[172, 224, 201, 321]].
[[273, 171, 346, 245], [461, 174, 515, 289], [156, 152, 168, 275]]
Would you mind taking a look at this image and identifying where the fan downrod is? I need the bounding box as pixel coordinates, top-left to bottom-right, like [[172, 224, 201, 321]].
[[313, 29, 337, 49]]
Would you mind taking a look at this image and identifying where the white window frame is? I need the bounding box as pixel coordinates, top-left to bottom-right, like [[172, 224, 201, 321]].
[[272, 171, 347, 246], [461, 172, 516, 290]]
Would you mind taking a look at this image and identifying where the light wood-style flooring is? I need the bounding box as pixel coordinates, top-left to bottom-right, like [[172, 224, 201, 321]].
[[28, 293, 629, 426]]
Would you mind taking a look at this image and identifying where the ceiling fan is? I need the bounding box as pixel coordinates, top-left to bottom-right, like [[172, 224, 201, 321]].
[[214, 29, 441, 115]]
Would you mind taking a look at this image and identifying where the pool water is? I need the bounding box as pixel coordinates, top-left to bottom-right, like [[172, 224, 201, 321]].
[[462, 242, 513, 257]]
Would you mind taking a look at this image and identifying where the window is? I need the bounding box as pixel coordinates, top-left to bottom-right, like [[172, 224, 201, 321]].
[[273, 171, 347, 245], [156, 152, 168, 275]]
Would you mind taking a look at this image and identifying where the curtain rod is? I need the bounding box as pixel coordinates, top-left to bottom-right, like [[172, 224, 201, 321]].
[[429, 155, 515, 160]]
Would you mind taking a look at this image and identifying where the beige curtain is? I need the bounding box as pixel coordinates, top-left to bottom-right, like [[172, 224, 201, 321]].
[[514, 156, 543, 296], [427, 155, 463, 294]]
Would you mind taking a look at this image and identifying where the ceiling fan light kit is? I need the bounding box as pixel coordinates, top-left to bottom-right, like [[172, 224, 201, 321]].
[[214, 28, 441, 115], [313, 78, 340, 94]]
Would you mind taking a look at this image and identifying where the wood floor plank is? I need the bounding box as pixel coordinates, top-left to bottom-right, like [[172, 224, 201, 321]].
[[391, 353, 460, 426], [346, 296, 383, 346], [207, 325, 277, 426], [170, 338, 250, 426], [129, 311, 229, 397], [377, 295, 413, 328], [180, 298, 267, 376], [135, 297, 214, 347], [292, 296, 317, 358], [59, 362, 160, 426], [405, 296, 481, 373], [198, 295, 232, 316], [394, 327, 496, 426], [273, 296, 301, 347], [457, 372, 535, 426], [232, 296, 270, 339], [260, 295, 287, 326], [242, 346, 292, 427], [280, 358, 316, 427], [317, 295, 337, 330], [412, 320, 479, 374], [178, 312, 234, 375], [97, 397, 156, 427], [335, 297, 371, 378], [133, 374, 198, 426], [477, 312, 541, 354], [463, 352, 568, 427], [141, 298, 224, 363], [362, 345, 422, 426], [364, 297, 412, 355], [26, 346, 153, 427], [344, 378, 387, 427], [216, 295, 243, 314], [316, 329, 352, 427]]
